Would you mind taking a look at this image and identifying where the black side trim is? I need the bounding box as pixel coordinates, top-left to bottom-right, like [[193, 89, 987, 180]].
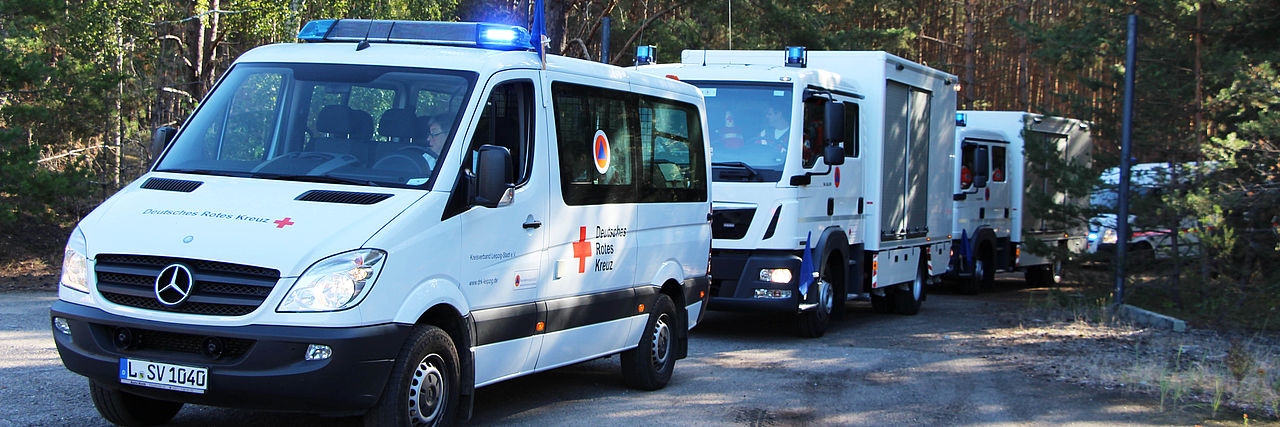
[[542, 287, 637, 333], [141, 177, 202, 192], [762, 206, 782, 240], [470, 303, 538, 346], [295, 190, 393, 205]]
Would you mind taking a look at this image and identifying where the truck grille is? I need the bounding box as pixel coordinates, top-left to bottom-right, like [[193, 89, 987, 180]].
[[712, 208, 756, 240], [95, 254, 281, 316]]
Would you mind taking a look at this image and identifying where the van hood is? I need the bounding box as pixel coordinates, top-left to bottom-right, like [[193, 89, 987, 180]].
[[78, 173, 426, 277]]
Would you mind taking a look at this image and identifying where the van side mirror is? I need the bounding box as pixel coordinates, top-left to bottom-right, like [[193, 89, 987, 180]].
[[974, 146, 990, 188], [474, 145, 514, 208], [151, 126, 177, 159]]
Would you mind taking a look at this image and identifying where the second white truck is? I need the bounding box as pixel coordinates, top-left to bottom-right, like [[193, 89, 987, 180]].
[[949, 111, 1092, 292], [638, 49, 956, 337]]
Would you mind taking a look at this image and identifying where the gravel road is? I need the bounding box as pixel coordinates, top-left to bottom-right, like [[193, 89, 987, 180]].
[[0, 278, 1188, 426]]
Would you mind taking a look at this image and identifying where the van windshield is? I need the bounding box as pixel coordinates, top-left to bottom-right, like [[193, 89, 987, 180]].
[[689, 82, 792, 182], [155, 63, 476, 189]]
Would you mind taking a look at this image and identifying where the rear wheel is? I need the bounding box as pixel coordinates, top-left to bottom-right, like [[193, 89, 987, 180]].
[[621, 294, 677, 390], [89, 380, 183, 426], [364, 325, 459, 427], [959, 256, 985, 295], [870, 289, 894, 313], [894, 265, 926, 315]]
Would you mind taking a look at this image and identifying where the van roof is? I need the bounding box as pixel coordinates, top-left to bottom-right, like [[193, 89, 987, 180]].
[[234, 42, 701, 99]]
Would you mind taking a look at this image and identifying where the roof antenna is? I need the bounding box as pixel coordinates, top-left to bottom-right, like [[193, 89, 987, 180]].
[[356, 19, 373, 51]]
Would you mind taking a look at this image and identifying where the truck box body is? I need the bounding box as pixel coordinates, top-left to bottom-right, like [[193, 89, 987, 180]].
[[637, 50, 955, 335]]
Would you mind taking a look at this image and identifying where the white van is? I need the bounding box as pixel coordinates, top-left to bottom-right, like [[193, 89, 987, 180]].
[[49, 19, 711, 426]]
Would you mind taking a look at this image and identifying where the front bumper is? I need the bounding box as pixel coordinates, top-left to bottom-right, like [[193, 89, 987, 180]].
[[708, 250, 803, 312], [50, 300, 412, 414]]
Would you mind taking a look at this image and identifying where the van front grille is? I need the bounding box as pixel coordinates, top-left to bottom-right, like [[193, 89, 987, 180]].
[[94, 254, 281, 316]]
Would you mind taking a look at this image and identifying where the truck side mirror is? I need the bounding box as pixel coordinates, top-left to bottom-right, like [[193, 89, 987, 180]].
[[824, 101, 844, 144], [474, 144, 514, 208], [823, 145, 845, 165], [974, 146, 990, 188], [151, 126, 177, 159]]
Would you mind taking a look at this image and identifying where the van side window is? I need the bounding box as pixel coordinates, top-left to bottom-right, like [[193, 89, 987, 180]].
[[639, 98, 708, 202], [801, 98, 827, 168], [991, 145, 1007, 182], [553, 82, 636, 205], [844, 102, 860, 158], [469, 81, 535, 185]]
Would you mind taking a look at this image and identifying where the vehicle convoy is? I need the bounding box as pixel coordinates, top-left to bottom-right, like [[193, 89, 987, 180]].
[[948, 111, 1092, 292], [636, 49, 956, 337], [50, 19, 712, 426]]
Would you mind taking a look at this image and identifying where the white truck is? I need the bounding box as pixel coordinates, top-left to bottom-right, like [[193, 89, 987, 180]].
[[949, 111, 1092, 292], [637, 49, 955, 337], [50, 19, 713, 426]]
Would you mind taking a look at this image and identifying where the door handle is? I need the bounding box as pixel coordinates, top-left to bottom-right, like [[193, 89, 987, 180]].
[[523, 219, 543, 229]]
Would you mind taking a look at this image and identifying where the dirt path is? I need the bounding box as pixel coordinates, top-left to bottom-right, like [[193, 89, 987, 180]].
[[1, 277, 1203, 426]]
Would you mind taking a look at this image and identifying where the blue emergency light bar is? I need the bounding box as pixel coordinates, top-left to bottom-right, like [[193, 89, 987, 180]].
[[785, 46, 807, 68], [635, 45, 656, 65], [297, 19, 534, 51], [956, 112, 968, 127]]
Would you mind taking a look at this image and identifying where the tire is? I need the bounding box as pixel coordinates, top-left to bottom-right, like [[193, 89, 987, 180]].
[[796, 279, 833, 338], [1025, 259, 1061, 286], [364, 325, 460, 427], [621, 294, 677, 390], [870, 289, 894, 314], [958, 256, 984, 295], [894, 266, 925, 315], [89, 380, 183, 426]]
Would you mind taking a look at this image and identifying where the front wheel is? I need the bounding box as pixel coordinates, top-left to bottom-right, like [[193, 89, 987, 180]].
[[621, 294, 677, 390], [893, 266, 925, 315], [364, 325, 459, 427], [90, 380, 183, 426], [796, 279, 833, 338]]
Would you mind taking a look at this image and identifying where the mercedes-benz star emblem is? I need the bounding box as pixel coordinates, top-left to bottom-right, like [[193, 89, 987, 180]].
[[155, 264, 195, 306]]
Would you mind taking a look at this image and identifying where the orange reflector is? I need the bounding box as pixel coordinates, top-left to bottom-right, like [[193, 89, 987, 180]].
[[638, 304, 646, 313], [536, 321, 545, 332], [665, 74, 680, 80], [700, 291, 706, 298], [872, 261, 878, 271], [926, 237, 931, 241]]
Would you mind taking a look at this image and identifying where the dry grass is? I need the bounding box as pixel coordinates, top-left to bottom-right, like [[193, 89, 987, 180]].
[[977, 285, 1280, 421]]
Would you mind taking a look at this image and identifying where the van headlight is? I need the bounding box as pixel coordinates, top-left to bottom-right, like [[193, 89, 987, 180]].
[[278, 249, 386, 312], [1101, 228, 1118, 244], [60, 229, 89, 293]]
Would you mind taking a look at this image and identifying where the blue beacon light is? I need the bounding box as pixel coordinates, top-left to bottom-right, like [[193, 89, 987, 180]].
[[635, 45, 656, 65], [297, 19, 336, 41], [956, 112, 968, 127], [785, 46, 807, 68]]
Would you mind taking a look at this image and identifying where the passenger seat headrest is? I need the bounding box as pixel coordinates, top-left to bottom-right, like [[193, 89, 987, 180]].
[[378, 108, 418, 139], [316, 105, 354, 135], [350, 110, 375, 140]]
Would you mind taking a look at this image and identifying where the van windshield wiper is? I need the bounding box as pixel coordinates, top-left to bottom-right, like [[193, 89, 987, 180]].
[[249, 173, 380, 187], [712, 161, 760, 180]]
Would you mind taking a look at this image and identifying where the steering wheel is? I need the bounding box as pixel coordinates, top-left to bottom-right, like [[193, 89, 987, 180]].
[[373, 146, 437, 175]]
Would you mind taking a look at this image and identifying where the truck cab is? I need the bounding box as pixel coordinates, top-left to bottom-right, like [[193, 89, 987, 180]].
[[637, 49, 955, 337], [51, 19, 712, 426]]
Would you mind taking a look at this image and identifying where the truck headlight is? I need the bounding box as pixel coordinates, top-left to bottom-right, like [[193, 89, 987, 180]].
[[1101, 228, 1118, 244], [278, 249, 386, 312], [759, 268, 793, 284], [60, 228, 89, 293]]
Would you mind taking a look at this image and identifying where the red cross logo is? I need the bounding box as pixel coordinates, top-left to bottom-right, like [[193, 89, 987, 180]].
[[571, 226, 592, 273], [273, 217, 295, 228]]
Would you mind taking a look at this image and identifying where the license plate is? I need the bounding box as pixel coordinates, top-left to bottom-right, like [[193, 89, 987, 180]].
[[119, 358, 208, 394]]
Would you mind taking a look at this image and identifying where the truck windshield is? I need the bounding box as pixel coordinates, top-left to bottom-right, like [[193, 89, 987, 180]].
[[155, 63, 476, 189], [690, 82, 792, 182]]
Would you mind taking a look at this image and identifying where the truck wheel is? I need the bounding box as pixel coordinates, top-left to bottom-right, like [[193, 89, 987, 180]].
[[1025, 260, 1061, 286], [894, 266, 925, 315], [958, 257, 984, 295], [621, 294, 677, 390], [364, 325, 459, 427], [89, 380, 183, 426], [796, 279, 833, 338], [870, 289, 894, 313]]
